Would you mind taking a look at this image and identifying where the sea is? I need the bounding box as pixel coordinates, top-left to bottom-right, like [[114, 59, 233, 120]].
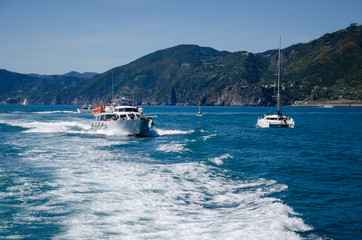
[[0, 104, 361, 240]]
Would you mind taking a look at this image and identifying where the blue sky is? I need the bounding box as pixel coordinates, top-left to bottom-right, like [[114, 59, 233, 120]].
[[0, 0, 361, 75]]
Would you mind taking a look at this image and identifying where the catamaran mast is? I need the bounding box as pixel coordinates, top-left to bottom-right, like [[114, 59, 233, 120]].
[[277, 36, 281, 115], [112, 69, 114, 100]]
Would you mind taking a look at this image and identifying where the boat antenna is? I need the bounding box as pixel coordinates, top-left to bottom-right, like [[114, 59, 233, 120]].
[[133, 89, 136, 106], [112, 69, 114, 100], [277, 36, 281, 115]]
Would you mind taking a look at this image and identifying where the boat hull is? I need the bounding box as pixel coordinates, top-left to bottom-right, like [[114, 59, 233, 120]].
[[257, 118, 295, 128], [91, 119, 153, 136], [77, 109, 93, 113]]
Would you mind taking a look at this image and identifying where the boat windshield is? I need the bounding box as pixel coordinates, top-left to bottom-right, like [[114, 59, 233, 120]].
[[111, 98, 135, 106], [266, 116, 286, 120], [116, 107, 138, 112], [95, 114, 117, 121]]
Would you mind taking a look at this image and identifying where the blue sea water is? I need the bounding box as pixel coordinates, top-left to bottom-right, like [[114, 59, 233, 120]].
[[0, 104, 361, 240]]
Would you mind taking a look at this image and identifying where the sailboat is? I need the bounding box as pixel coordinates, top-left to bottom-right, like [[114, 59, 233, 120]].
[[257, 37, 295, 128], [22, 98, 28, 106]]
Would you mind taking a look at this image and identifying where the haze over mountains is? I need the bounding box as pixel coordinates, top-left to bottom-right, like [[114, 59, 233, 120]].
[[27, 71, 98, 79], [1, 25, 361, 106]]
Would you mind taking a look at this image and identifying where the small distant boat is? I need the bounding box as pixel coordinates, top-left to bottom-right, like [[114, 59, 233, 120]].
[[323, 105, 333, 108], [77, 104, 96, 113], [91, 98, 154, 136], [22, 98, 28, 106], [257, 37, 295, 128]]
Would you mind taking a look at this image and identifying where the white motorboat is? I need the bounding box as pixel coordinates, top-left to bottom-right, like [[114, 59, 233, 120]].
[[257, 37, 295, 128], [91, 98, 154, 136], [77, 104, 96, 113]]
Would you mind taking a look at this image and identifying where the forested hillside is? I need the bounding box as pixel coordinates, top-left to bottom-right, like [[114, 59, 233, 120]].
[[1, 25, 361, 106]]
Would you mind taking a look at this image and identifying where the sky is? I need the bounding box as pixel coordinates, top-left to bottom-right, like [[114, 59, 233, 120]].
[[0, 0, 361, 75]]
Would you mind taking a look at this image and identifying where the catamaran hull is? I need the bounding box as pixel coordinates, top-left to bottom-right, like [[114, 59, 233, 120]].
[[257, 118, 295, 128], [91, 119, 153, 136]]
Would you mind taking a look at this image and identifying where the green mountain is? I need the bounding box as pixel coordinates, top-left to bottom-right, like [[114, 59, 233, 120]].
[[24, 46, 282, 105], [34, 45, 231, 105], [277, 24, 362, 103], [1, 25, 361, 106], [0, 69, 86, 104]]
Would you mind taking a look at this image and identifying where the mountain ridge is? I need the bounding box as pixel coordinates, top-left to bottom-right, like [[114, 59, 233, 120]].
[[1, 25, 361, 105]]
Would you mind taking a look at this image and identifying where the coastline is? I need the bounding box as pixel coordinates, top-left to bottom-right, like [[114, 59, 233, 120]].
[[292, 99, 362, 107]]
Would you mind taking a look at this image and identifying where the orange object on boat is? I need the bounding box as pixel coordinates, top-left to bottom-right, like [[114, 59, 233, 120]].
[[92, 105, 103, 115]]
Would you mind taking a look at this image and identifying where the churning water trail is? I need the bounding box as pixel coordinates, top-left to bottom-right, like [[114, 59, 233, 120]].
[[1, 105, 361, 239]]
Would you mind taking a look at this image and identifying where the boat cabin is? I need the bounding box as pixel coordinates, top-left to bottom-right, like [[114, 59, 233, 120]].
[[265, 116, 288, 121], [264, 114, 289, 121], [93, 98, 146, 122], [114, 106, 139, 112], [94, 112, 142, 121]]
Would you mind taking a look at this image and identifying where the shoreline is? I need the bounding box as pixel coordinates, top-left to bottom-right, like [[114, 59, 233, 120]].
[[1, 99, 362, 107], [291, 100, 362, 107]]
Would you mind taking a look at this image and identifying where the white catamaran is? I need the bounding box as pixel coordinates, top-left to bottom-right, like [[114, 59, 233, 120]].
[[257, 37, 295, 128], [91, 98, 154, 136]]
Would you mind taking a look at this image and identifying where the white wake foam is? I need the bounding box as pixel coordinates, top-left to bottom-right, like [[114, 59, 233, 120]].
[[90, 127, 131, 136], [3, 126, 313, 240], [1, 120, 91, 133], [33, 110, 77, 114], [157, 142, 190, 153], [57, 162, 311, 239], [202, 133, 217, 141], [153, 128, 194, 136], [208, 153, 233, 165]]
